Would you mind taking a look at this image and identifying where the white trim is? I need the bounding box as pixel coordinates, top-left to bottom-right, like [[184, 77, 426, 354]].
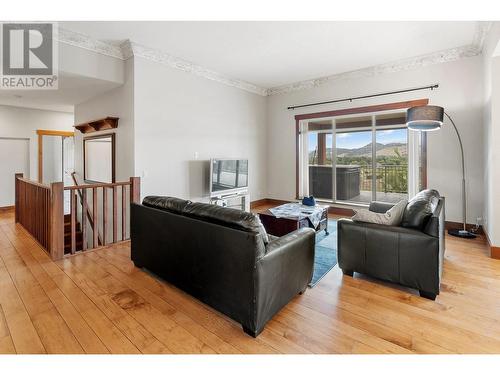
[[126, 41, 268, 96], [268, 22, 492, 96], [472, 21, 493, 52], [56, 22, 492, 98], [57, 28, 124, 59], [371, 115, 377, 202], [331, 119, 337, 202], [267, 45, 480, 96], [119, 40, 134, 60], [298, 120, 309, 198], [56, 29, 268, 96], [408, 129, 420, 199]]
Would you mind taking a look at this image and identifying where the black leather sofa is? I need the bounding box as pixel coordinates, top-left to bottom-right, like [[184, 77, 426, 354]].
[[337, 189, 445, 300], [130, 196, 316, 337]]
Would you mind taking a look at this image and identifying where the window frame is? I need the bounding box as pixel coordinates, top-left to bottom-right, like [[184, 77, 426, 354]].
[[295, 98, 428, 201]]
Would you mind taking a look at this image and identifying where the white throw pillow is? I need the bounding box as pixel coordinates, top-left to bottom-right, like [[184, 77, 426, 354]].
[[352, 199, 408, 226]]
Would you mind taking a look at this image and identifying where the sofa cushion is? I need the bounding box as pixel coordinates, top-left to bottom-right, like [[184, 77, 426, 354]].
[[368, 201, 396, 214], [401, 189, 440, 230], [183, 202, 270, 244], [142, 196, 192, 214], [353, 199, 407, 226]]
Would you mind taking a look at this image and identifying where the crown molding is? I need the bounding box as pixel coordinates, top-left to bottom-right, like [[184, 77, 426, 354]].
[[472, 21, 493, 51], [57, 28, 124, 59], [123, 41, 268, 96], [267, 21, 493, 96], [57, 22, 492, 98], [119, 40, 134, 60], [56, 28, 267, 96], [266, 44, 482, 96]]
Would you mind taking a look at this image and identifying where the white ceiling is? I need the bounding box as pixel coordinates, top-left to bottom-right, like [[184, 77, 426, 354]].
[[61, 21, 478, 88]]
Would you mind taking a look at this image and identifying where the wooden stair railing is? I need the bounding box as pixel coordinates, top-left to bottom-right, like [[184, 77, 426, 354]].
[[70, 172, 102, 248], [15, 173, 140, 260], [64, 177, 141, 256], [15, 173, 64, 260], [64, 213, 83, 253]]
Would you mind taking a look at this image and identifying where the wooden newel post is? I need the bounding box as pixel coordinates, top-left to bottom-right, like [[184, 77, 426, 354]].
[[50, 181, 64, 261], [14, 173, 23, 223], [130, 177, 141, 204]]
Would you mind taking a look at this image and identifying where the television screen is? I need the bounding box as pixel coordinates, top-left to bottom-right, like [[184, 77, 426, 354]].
[[211, 159, 248, 195]]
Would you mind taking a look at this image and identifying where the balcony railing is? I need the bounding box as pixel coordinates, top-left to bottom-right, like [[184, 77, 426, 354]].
[[308, 164, 408, 200], [359, 165, 408, 193]]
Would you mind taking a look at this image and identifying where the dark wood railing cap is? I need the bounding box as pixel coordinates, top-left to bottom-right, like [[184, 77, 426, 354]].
[[64, 181, 132, 190]]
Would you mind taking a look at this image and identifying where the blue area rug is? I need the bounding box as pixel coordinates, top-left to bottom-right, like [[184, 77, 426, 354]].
[[309, 219, 337, 287]]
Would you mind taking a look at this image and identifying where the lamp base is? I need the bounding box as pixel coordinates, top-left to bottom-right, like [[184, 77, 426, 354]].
[[448, 228, 477, 239]]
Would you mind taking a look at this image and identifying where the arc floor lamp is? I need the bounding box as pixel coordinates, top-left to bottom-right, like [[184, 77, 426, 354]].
[[406, 105, 476, 239]]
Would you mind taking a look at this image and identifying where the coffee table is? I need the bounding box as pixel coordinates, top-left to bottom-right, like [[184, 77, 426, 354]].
[[258, 203, 329, 237]]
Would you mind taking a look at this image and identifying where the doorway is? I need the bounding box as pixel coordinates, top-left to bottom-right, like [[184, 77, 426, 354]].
[[37, 130, 75, 213], [298, 106, 427, 205], [37, 130, 75, 185]]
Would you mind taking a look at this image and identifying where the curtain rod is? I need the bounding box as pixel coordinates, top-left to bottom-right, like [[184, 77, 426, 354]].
[[287, 84, 439, 110]]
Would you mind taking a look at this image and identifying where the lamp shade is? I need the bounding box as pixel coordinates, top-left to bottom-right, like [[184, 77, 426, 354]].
[[406, 105, 444, 131]]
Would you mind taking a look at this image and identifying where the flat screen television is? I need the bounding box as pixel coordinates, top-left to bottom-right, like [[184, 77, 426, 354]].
[[210, 159, 248, 197]]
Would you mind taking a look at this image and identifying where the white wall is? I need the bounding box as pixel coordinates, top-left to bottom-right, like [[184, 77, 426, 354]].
[[42, 135, 63, 184], [0, 105, 74, 181], [133, 57, 268, 202], [59, 42, 125, 85], [74, 59, 135, 182], [267, 56, 485, 224], [0, 138, 29, 206], [482, 22, 500, 245], [73, 59, 135, 243], [85, 138, 113, 183]]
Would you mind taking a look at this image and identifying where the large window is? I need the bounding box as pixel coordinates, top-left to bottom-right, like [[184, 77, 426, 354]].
[[298, 107, 426, 205]]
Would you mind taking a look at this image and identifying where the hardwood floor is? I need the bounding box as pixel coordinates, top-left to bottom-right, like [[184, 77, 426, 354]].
[[1, 206, 500, 354]]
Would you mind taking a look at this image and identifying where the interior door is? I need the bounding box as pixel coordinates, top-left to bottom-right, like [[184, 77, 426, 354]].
[[0, 138, 29, 207]]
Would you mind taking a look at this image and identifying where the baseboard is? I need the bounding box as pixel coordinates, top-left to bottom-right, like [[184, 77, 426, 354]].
[[483, 228, 500, 260], [328, 206, 356, 216], [250, 198, 290, 209], [444, 220, 484, 235], [265, 198, 290, 206], [491, 247, 500, 260], [249, 199, 267, 209], [0, 205, 14, 212], [251, 198, 356, 216]]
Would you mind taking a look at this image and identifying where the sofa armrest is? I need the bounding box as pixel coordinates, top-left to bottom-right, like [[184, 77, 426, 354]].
[[264, 227, 315, 255], [251, 228, 315, 336], [338, 217, 428, 236], [368, 201, 395, 213]]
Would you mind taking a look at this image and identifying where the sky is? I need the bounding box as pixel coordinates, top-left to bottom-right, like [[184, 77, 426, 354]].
[[308, 128, 407, 151]]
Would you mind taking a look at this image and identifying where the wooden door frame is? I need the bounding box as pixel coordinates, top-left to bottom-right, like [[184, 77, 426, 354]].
[[37, 129, 75, 183], [295, 98, 429, 199]]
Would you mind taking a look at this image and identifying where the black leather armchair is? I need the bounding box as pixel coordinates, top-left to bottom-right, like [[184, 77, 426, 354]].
[[337, 190, 445, 300], [131, 197, 315, 337]]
